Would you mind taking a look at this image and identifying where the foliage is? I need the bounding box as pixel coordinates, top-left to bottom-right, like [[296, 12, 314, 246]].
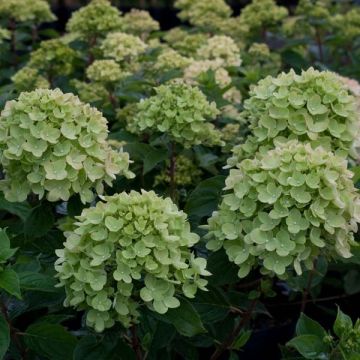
[[285, 310, 360, 359]]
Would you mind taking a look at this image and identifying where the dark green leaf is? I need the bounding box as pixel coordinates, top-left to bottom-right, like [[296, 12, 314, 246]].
[[18, 271, 58, 293], [0, 269, 21, 299], [344, 270, 360, 295], [296, 313, 327, 339], [0, 313, 10, 359], [0, 229, 17, 262], [185, 176, 225, 223], [232, 330, 251, 350], [287, 335, 328, 359], [24, 204, 55, 238], [333, 307, 352, 338], [157, 298, 206, 337], [74, 334, 135, 360], [0, 193, 31, 221], [25, 323, 77, 360]]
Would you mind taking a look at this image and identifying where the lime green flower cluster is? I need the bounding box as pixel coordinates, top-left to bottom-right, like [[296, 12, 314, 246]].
[[122, 9, 159, 40], [154, 155, 202, 187], [283, 0, 331, 38], [242, 43, 281, 80], [66, 0, 122, 40], [28, 39, 78, 78], [239, 0, 288, 38], [197, 35, 242, 67], [163, 28, 208, 57], [101, 32, 147, 63], [55, 190, 209, 331], [331, 8, 360, 44], [228, 68, 358, 166], [11, 66, 50, 92], [183, 59, 230, 87], [175, 0, 231, 32], [0, 0, 55, 24], [0, 27, 9, 44], [207, 141, 360, 278], [86, 60, 127, 84], [71, 80, 109, 106], [0, 89, 133, 203], [131, 83, 223, 148], [154, 49, 192, 71]]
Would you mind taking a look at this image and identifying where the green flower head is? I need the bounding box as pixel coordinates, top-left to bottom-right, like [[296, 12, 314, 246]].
[[101, 32, 148, 63], [11, 66, 50, 92], [0, 0, 55, 24], [55, 190, 209, 331], [29, 39, 78, 77], [228, 68, 359, 166], [0, 89, 133, 203], [207, 140, 360, 278], [238, 0, 288, 37], [197, 35, 242, 67], [154, 48, 192, 71], [66, 0, 123, 39], [175, 0, 232, 32], [122, 9, 159, 39], [130, 83, 223, 148], [86, 60, 127, 83]]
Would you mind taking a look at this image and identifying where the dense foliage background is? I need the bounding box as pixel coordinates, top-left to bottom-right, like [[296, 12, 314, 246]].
[[0, 0, 360, 359]]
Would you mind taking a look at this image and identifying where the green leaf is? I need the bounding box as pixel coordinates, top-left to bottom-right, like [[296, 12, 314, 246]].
[[157, 298, 206, 337], [207, 250, 239, 286], [24, 203, 55, 238], [0, 230, 17, 262], [344, 270, 360, 295], [350, 166, 360, 184], [0, 269, 21, 299], [232, 330, 251, 350], [143, 148, 168, 175], [287, 335, 328, 359], [74, 335, 135, 360], [296, 313, 327, 339], [18, 271, 58, 293], [0, 314, 10, 359], [333, 307, 353, 338], [185, 176, 225, 224], [25, 323, 77, 360], [0, 193, 31, 221]]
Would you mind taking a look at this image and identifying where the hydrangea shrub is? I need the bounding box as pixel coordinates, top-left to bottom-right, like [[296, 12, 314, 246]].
[[197, 35, 242, 67], [55, 190, 209, 331], [66, 0, 122, 39], [0, 89, 133, 203], [101, 32, 148, 63], [130, 83, 223, 148], [207, 141, 360, 278], [86, 60, 126, 84], [228, 68, 359, 165], [122, 9, 159, 39]]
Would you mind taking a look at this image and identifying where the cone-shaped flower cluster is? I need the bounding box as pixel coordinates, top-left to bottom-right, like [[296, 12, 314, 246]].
[[207, 141, 360, 278], [55, 190, 209, 331], [130, 83, 223, 148], [0, 89, 133, 203]]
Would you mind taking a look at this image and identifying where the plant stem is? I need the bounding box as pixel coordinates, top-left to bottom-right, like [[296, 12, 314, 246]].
[[210, 298, 258, 360], [9, 18, 17, 66], [130, 325, 143, 360], [0, 299, 27, 359], [315, 27, 324, 63], [300, 259, 318, 313], [169, 142, 176, 201]]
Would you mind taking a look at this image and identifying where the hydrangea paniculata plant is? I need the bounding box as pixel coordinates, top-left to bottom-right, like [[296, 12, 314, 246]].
[[207, 141, 360, 278], [0, 89, 133, 203], [55, 190, 210, 331]]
